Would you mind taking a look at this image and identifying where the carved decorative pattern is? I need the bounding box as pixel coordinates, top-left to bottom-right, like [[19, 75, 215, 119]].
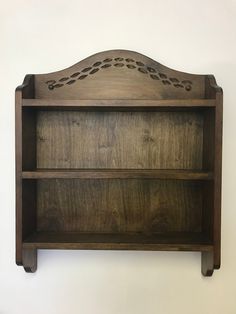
[[45, 57, 193, 91]]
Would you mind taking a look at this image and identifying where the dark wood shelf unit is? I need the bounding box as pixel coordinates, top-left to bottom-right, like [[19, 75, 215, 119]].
[[16, 50, 223, 276]]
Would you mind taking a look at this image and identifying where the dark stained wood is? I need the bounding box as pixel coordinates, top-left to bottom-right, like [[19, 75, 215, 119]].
[[36, 111, 203, 169], [15, 74, 34, 266], [202, 108, 215, 171], [36, 179, 202, 234], [23, 232, 213, 252], [201, 106, 215, 269], [22, 169, 213, 180], [34, 50, 205, 100], [201, 251, 214, 276], [22, 180, 37, 239], [22, 99, 216, 108], [15, 86, 23, 266], [201, 75, 223, 275], [22, 248, 37, 273], [209, 75, 223, 270], [202, 181, 214, 243], [22, 108, 36, 170], [16, 50, 222, 275]]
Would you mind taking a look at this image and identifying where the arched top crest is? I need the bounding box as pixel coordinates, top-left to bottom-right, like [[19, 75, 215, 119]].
[[34, 50, 207, 99]]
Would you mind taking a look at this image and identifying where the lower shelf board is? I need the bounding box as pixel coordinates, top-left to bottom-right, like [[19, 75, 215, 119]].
[[23, 232, 213, 252]]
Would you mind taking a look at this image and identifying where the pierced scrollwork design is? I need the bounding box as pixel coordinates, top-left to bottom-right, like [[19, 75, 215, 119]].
[[45, 57, 193, 91]]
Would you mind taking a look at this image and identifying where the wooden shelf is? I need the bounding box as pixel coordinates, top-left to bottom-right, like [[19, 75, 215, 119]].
[[16, 50, 223, 275], [22, 169, 214, 180], [22, 98, 216, 108], [23, 232, 213, 252]]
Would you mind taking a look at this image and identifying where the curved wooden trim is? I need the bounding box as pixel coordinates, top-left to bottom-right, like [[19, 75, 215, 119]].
[[205, 75, 223, 99], [207, 75, 223, 94], [35, 49, 206, 78], [34, 50, 208, 100], [42, 53, 194, 92], [15, 74, 35, 97]]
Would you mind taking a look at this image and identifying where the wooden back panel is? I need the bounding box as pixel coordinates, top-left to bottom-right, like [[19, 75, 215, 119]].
[[34, 50, 205, 99], [36, 110, 203, 169]]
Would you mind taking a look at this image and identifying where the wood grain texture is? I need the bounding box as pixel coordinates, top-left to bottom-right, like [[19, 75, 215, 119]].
[[23, 232, 213, 252], [200, 75, 223, 275], [37, 111, 203, 169], [15, 75, 35, 266], [202, 108, 215, 170], [22, 180, 37, 240], [22, 169, 213, 180], [37, 179, 203, 234], [22, 99, 216, 108], [211, 76, 223, 270], [16, 51, 223, 275], [34, 50, 205, 100]]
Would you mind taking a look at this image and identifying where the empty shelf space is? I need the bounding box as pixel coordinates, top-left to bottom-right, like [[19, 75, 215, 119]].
[[23, 232, 213, 252], [22, 169, 214, 180], [23, 109, 211, 170], [22, 98, 216, 108]]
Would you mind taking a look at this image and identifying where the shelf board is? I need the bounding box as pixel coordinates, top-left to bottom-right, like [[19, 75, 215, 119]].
[[23, 232, 213, 252], [22, 99, 216, 108], [22, 169, 214, 180]]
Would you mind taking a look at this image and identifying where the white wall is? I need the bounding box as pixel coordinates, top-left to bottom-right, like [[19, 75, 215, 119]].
[[1, 0, 236, 313]]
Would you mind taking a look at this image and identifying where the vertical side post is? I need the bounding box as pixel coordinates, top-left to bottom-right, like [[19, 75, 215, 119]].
[[202, 75, 223, 276], [15, 75, 36, 271]]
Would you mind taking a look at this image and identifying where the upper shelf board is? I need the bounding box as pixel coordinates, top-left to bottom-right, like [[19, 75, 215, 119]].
[[22, 99, 216, 108]]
